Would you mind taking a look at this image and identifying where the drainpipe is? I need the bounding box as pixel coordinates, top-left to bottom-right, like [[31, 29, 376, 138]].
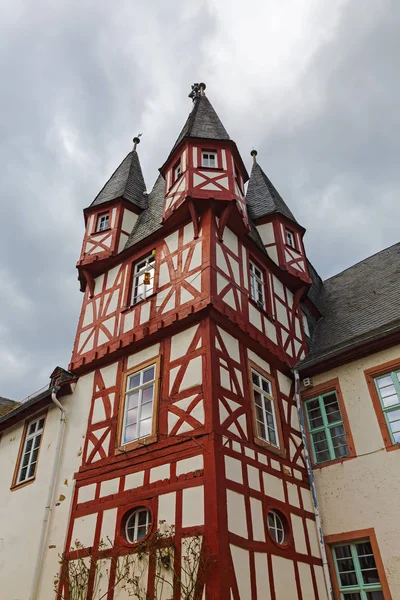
[[293, 369, 334, 600], [30, 385, 66, 600]]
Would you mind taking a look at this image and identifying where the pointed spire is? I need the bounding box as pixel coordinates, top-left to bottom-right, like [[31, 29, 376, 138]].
[[246, 155, 297, 223], [90, 142, 147, 210], [168, 83, 230, 157]]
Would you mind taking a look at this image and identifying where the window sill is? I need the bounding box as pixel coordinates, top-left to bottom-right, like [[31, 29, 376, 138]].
[[10, 477, 36, 492], [115, 434, 157, 454], [91, 228, 112, 236], [312, 454, 356, 470], [253, 436, 285, 458], [198, 166, 225, 172], [248, 297, 274, 321], [385, 442, 400, 453], [120, 292, 156, 313]]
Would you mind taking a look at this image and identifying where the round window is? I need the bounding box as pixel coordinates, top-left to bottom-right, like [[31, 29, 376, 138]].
[[267, 510, 286, 545], [125, 507, 152, 543]]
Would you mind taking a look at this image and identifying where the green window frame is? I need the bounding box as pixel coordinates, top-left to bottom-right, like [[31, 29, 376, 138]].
[[332, 540, 384, 599], [305, 391, 349, 464], [374, 370, 400, 444]]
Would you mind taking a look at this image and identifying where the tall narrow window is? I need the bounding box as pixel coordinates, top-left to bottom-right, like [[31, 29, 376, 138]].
[[201, 151, 217, 168], [132, 253, 155, 305], [96, 212, 109, 232], [121, 362, 157, 445], [332, 540, 384, 599], [285, 228, 296, 249], [374, 371, 400, 444], [16, 416, 45, 484], [251, 369, 279, 447], [173, 159, 181, 182], [249, 260, 266, 310], [301, 310, 310, 337], [305, 391, 349, 464]]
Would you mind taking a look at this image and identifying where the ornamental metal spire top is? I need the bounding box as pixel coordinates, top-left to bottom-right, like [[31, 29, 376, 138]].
[[188, 82, 206, 102]]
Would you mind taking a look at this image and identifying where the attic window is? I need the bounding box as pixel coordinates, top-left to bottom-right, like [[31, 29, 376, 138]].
[[173, 159, 181, 182], [96, 212, 109, 232], [202, 151, 217, 168], [285, 228, 296, 249]]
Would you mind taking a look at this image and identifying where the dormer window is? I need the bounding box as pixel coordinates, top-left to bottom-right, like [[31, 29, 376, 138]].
[[96, 212, 109, 232], [202, 151, 217, 168], [285, 228, 296, 249], [173, 159, 181, 182]]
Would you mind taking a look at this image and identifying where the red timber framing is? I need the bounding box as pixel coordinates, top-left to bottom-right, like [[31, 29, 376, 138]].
[[62, 115, 326, 597]]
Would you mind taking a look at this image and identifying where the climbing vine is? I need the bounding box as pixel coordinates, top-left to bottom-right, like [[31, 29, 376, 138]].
[[54, 522, 215, 600]]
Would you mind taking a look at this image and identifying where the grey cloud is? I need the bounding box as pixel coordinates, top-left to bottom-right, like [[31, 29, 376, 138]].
[[0, 0, 399, 399]]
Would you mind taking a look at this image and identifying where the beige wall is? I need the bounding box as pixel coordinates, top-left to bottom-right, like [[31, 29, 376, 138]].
[[307, 344, 400, 597], [0, 373, 94, 600]]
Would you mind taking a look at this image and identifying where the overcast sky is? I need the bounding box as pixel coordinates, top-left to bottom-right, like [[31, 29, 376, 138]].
[[1, 0, 399, 399]]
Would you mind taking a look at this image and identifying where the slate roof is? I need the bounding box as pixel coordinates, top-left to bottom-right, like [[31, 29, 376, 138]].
[[299, 242, 400, 369], [124, 173, 165, 250], [90, 150, 147, 210], [246, 161, 297, 223], [0, 397, 19, 417], [169, 95, 230, 159]]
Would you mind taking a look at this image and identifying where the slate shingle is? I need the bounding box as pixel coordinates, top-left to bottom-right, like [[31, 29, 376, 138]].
[[246, 161, 297, 223], [0, 397, 19, 417], [90, 150, 147, 210], [124, 174, 165, 250]]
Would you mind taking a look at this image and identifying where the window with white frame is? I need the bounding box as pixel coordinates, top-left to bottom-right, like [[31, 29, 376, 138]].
[[201, 151, 217, 168], [122, 363, 156, 444], [285, 228, 296, 249], [125, 507, 152, 543], [249, 260, 266, 309], [96, 212, 109, 232], [173, 159, 181, 182], [251, 369, 279, 447], [17, 416, 45, 484], [131, 253, 155, 305], [375, 371, 400, 444]]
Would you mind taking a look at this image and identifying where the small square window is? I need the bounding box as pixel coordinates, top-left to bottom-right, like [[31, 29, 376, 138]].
[[173, 160, 181, 182], [131, 253, 156, 305], [285, 228, 296, 249], [96, 213, 109, 232], [202, 151, 217, 168]]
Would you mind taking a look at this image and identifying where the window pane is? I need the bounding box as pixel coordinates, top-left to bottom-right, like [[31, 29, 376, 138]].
[[38, 418, 45, 429], [124, 424, 137, 443], [339, 571, 358, 587], [143, 367, 155, 383], [324, 394, 341, 423], [140, 401, 153, 420], [252, 372, 260, 386], [257, 420, 266, 440], [126, 408, 138, 425], [262, 379, 270, 394], [28, 463, 36, 478], [129, 373, 141, 389], [342, 594, 362, 600], [21, 453, 30, 468], [361, 569, 380, 584], [268, 428, 277, 446], [26, 439, 33, 452], [387, 408, 400, 423], [335, 545, 352, 559], [142, 385, 154, 404], [19, 467, 28, 481], [28, 422, 36, 435], [139, 418, 152, 438], [127, 391, 139, 409], [366, 592, 384, 600]]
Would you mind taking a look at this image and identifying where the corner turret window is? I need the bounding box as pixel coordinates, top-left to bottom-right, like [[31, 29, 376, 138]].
[[202, 150, 217, 168], [132, 252, 156, 305], [96, 212, 110, 232], [173, 159, 181, 182], [285, 228, 296, 249]]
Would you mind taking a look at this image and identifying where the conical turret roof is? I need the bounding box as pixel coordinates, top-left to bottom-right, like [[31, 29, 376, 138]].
[[246, 161, 297, 223], [90, 149, 147, 210]]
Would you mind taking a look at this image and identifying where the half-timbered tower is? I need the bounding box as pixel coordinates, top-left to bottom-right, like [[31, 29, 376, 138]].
[[58, 82, 329, 600]]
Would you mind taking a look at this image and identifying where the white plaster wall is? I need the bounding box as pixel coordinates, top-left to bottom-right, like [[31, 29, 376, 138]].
[[256, 222, 275, 246], [0, 371, 95, 600], [309, 344, 400, 596]]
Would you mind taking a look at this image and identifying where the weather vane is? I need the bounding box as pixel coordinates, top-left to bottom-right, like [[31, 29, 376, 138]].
[[188, 82, 206, 102], [133, 133, 143, 151]]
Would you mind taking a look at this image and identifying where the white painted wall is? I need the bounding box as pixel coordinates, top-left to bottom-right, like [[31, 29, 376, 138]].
[[0, 372, 94, 600]]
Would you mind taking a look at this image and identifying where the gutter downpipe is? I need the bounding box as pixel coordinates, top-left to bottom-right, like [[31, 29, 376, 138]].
[[293, 369, 334, 600], [30, 385, 66, 600]]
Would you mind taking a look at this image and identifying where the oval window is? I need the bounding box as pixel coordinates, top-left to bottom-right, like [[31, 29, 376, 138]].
[[267, 510, 286, 545], [125, 507, 152, 543]]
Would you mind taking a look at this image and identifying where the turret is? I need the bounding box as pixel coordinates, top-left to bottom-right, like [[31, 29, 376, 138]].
[[246, 150, 311, 285]]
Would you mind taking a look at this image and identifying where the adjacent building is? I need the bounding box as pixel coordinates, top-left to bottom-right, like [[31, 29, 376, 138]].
[[0, 83, 398, 599]]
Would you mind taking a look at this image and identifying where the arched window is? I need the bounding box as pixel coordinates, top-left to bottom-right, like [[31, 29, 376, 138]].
[[125, 507, 152, 543]]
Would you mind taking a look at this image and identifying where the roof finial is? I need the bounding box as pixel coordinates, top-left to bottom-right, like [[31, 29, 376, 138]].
[[188, 82, 206, 102], [250, 149, 258, 164], [133, 133, 142, 151]]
